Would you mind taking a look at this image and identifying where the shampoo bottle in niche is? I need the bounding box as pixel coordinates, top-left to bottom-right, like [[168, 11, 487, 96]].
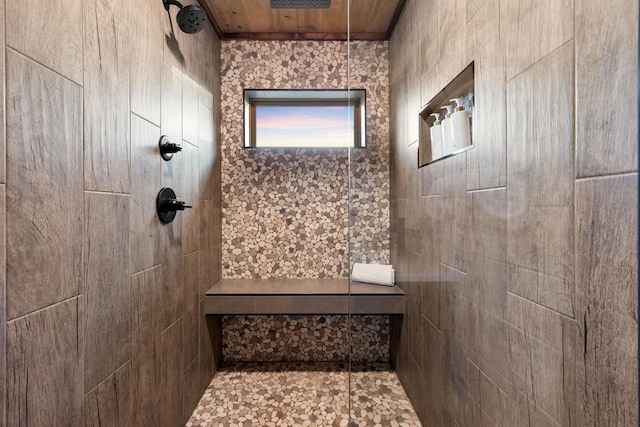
[[450, 97, 471, 150], [440, 104, 455, 154], [429, 113, 444, 160]]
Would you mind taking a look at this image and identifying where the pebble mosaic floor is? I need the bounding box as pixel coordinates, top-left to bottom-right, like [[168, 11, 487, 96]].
[[187, 362, 422, 427]]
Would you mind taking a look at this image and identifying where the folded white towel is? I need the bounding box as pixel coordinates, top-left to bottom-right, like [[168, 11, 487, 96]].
[[351, 263, 395, 287]]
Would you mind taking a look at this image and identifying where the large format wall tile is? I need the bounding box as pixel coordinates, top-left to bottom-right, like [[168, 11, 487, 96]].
[[161, 64, 184, 195], [182, 142, 200, 255], [130, 0, 162, 125], [389, 9, 407, 104], [84, 0, 130, 193], [421, 315, 443, 426], [418, 195, 442, 286], [420, 154, 443, 197], [7, 298, 82, 425], [199, 101, 215, 201], [6, 51, 83, 320], [183, 252, 200, 369], [99, 0, 129, 25], [183, 355, 201, 422], [209, 35, 222, 105], [6, 0, 83, 84], [160, 224, 184, 330], [417, 0, 438, 75], [502, 0, 574, 80], [465, 0, 506, 190], [162, 319, 184, 427], [0, 1, 5, 184], [84, 192, 131, 391], [440, 153, 469, 273], [0, 185, 5, 425], [466, 0, 488, 21], [132, 267, 166, 422], [161, 6, 184, 73], [181, 25, 211, 94], [161, 64, 183, 156], [159, 65, 186, 331], [199, 200, 216, 295], [466, 188, 506, 319], [390, 0, 637, 425], [576, 174, 638, 425], [576, 0, 638, 177], [183, 76, 200, 146], [506, 42, 575, 318], [420, 65, 441, 115], [2, 0, 221, 425], [438, 0, 467, 83], [507, 293, 576, 425], [199, 305, 222, 392], [393, 99, 409, 199], [468, 302, 510, 393], [84, 361, 134, 427], [405, 6, 421, 146], [130, 113, 162, 274]]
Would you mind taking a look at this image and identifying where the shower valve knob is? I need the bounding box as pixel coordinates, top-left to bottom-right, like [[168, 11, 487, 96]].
[[163, 199, 192, 211], [157, 188, 191, 224], [164, 143, 182, 154], [159, 135, 182, 161]]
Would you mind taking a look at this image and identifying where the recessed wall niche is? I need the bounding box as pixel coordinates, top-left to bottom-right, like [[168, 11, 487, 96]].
[[418, 62, 474, 167]]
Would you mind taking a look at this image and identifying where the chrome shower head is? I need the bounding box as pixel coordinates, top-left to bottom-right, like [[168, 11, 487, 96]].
[[163, 0, 208, 34]]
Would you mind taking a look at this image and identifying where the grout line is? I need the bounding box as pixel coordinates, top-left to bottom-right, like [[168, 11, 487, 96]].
[[130, 263, 163, 277], [183, 139, 198, 149], [130, 111, 160, 129], [506, 38, 576, 84], [183, 248, 198, 257], [507, 291, 577, 321], [421, 313, 440, 332], [161, 315, 183, 336], [5, 47, 83, 88], [7, 294, 81, 323], [575, 171, 638, 182], [83, 358, 132, 397], [84, 189, 130, 196], [465, 0, 489, 24], [466, 186, 507, 194], [185, 354, 198, 370], [439, 262, 466, 276]]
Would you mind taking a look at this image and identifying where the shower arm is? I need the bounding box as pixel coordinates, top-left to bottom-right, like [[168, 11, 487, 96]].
[[163, 0, 184, 11]]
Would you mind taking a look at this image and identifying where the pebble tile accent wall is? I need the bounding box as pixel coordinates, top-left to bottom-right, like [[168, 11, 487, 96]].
[[219, 40, 391, 363], [220, 40, 390, 279], [222, 315, 389, 362]]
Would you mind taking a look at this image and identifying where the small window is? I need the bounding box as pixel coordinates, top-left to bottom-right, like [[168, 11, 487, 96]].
[[244, 89, 366, 148]]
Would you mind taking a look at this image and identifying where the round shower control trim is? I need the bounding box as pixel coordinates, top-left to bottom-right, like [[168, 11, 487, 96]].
[[156, 187, 192, 224], [159, 135, 182, 161]]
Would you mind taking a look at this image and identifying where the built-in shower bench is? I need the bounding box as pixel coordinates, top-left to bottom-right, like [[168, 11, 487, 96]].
[[204, 278, 404, 315]]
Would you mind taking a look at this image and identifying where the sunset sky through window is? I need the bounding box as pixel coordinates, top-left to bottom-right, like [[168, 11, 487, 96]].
[[255, 104, 354, 147]]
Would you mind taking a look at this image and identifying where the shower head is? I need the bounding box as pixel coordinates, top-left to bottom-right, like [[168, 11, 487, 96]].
[[163, 0, 208, 34], [176, 4, 208, 33]]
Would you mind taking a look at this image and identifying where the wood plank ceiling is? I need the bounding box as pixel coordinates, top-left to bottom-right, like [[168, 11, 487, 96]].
[[199, 0, 406, 40]]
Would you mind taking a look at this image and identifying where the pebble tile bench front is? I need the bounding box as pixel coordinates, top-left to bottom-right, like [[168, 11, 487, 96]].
[[204, 278, 405, 315]]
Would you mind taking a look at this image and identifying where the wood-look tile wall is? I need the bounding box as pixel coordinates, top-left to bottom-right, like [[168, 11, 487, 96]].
[[389, 0, 638, 425], [1, 0, 222, 424]]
